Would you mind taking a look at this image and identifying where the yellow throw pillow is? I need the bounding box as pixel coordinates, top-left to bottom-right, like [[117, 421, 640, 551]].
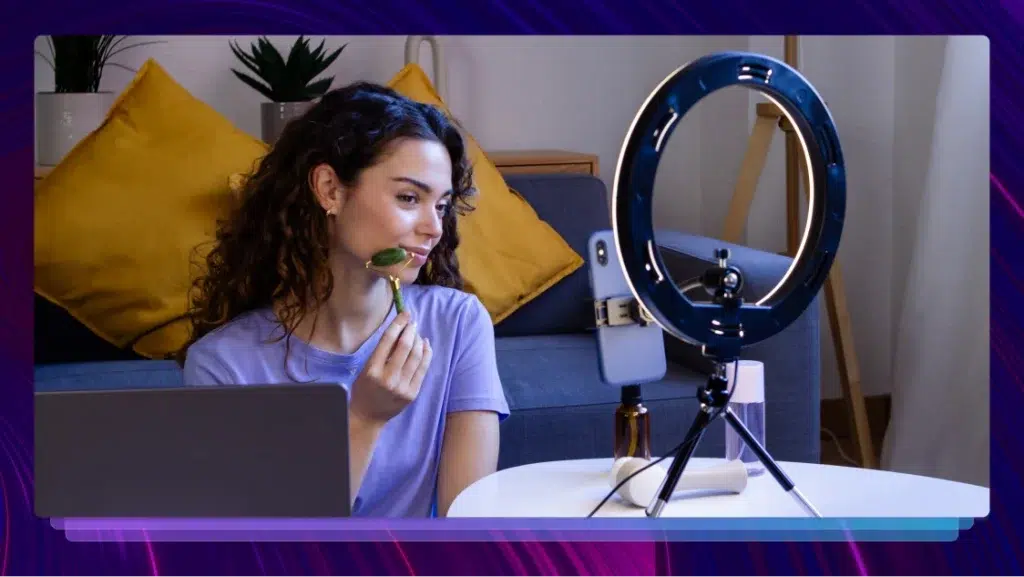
[[34, 59, 269, 359], [387, 63, 583, 323]]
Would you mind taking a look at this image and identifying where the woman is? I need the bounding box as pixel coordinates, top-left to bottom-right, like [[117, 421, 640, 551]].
[[177, 81, 510, 518]]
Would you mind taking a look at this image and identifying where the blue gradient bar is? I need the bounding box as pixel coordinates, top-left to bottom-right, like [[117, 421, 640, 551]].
[[53, 517, 969, 542]]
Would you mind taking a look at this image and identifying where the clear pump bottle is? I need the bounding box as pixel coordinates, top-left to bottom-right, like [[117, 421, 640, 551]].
[[725, 360, 766, 477]]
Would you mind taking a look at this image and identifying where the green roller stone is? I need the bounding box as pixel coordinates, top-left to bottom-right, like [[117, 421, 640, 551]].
[[370, 247, 408, 267]]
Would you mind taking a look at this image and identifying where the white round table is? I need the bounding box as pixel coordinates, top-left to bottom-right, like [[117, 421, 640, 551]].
[[448, 458, 990, 518]]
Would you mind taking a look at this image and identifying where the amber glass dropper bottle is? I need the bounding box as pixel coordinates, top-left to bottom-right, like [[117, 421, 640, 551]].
[[614, 384, 652, 460]]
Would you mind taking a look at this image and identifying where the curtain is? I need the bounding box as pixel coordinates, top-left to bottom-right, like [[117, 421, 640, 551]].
[[881, 36, 990, 487]]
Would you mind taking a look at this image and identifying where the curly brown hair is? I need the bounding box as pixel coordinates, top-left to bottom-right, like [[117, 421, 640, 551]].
[[175, 82, 476, 366]]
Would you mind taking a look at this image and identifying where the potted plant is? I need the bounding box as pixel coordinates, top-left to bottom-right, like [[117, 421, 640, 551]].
[[34, 35, 160, 166], [229, 36, 346, 144]]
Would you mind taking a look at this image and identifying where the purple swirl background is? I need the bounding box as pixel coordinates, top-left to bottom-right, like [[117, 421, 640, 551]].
[[4, 0, 1020, 574]]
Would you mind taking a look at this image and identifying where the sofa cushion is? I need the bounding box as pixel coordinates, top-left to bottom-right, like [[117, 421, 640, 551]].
[[34, 360, 183, 392], [494, 174, 612, 338], [496, 395, 723, 470], [33, 59, 268, 360], [495, 334, 702, 411], [656, 230, 797, 300], [655, 230, 820, 377], [493, 334, 723, 469], [492, 332, 820, 469]]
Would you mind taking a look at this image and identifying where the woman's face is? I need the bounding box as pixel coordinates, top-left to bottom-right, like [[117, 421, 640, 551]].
[[318, 137, 454, 285]]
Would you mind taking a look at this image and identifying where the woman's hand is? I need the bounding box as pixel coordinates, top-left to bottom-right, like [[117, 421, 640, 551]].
[[347, 310, 432, 506], [349, 310, 433, 427]]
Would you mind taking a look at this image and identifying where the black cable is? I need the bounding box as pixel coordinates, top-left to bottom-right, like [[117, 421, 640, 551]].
[[586, 358, 740, 518]]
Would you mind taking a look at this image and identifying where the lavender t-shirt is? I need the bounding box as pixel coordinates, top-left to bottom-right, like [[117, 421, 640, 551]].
[[181, 284, 510, 517]]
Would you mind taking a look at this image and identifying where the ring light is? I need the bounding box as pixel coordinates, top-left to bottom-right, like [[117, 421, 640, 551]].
[[595, 51, 844, 519], [611, 51, 846, 362]]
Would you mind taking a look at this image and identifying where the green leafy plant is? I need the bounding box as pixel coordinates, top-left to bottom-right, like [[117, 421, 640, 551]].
[[229, 36, 346, 102], [367, 248, 413, 313], [35, 35, 163, 93]]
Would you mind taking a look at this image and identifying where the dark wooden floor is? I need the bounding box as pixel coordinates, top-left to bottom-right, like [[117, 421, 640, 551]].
[[819, 394, 891, 467]]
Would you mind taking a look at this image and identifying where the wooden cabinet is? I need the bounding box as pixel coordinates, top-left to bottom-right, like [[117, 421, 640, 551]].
[[487, 149, 599, 177]]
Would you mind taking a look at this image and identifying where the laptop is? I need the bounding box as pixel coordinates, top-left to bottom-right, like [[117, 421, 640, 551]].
[[34, 383, 351, 518]]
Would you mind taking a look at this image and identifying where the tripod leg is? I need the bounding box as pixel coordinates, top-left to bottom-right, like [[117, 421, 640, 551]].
[[723, 408, 822, 518], [646, 406, 714, 518]]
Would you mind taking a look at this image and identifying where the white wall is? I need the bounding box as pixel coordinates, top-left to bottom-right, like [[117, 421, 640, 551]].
[[742, 36, 898, 400], [34, 35, 961, 402]]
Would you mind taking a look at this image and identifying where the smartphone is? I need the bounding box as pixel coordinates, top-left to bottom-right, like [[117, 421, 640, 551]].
[[587, 230, 668, 387]]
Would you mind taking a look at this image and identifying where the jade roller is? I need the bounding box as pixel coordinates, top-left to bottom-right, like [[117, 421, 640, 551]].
[[366, 248, 415, 313]]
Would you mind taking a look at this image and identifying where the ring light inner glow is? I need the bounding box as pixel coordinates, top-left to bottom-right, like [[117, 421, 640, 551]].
[[754, 92, 815, 306]]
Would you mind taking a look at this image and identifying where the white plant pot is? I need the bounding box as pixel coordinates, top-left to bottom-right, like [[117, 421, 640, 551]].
[[261, 101, 314, 145], [35, 92, 115, 166]]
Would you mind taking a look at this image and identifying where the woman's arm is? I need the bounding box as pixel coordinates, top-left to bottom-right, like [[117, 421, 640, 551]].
[[436, 410, 500, 517], [435, 295, 510, 517]]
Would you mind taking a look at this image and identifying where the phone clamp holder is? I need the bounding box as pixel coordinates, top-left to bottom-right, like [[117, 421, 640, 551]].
[[594, 296, 655, 328]]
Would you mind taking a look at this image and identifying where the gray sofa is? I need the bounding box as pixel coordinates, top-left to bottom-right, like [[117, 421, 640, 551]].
[[33, 172, 820, 469]]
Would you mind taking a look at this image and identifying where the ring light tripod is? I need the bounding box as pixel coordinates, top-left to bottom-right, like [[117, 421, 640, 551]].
[[609, 52, 846, 518]]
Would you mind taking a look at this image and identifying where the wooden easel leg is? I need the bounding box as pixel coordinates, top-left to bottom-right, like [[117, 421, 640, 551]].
[[824, 265, 878, 468], [798, 162, 877, 469], [784, 36, 802, 257], [723, 92, 878, 469], [722, 105, 781, 245]]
